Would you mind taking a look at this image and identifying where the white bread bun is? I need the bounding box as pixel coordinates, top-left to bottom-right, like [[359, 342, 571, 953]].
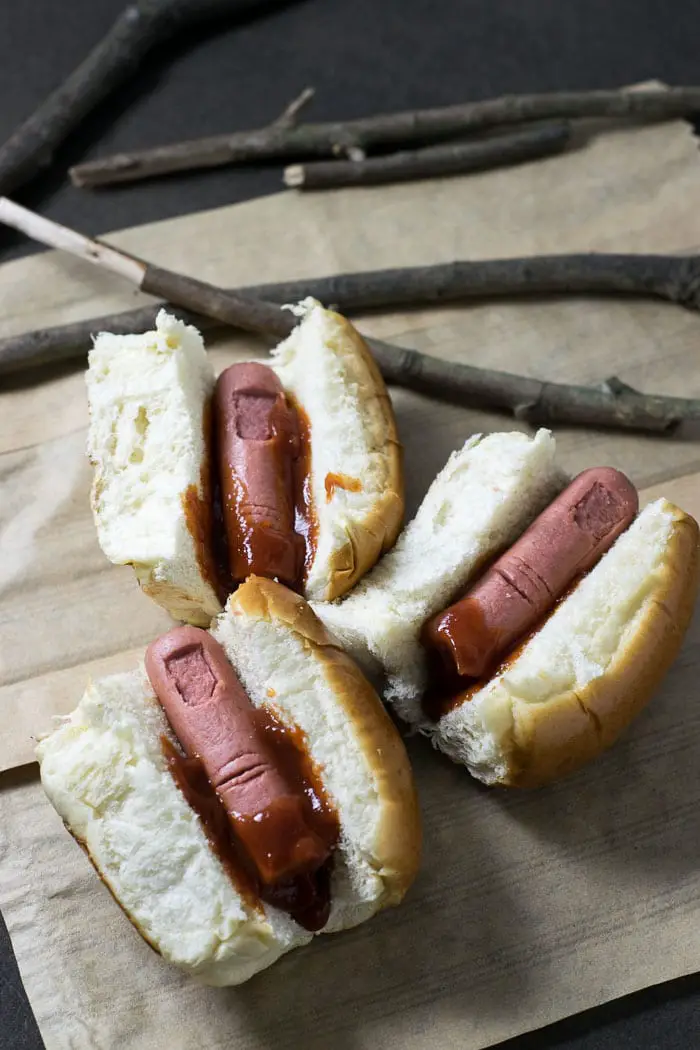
[[431, 498, 699, 787], [87, 309, 220, 627], [37, 577, 420, 986], [313, 429, 565, 723], [271, 298, 403, 601], [86, 303, 403, 624]]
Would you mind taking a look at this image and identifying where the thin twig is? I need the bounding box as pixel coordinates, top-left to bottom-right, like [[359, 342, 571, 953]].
[[366, 338, 700, 432], [272, 87, 315, 129], [239, 253, 700, 312], [0, 0, 299, 198], [0, 304, 216, 373], [0, 198, 145, 284], [1, 198, 699, 434], [140, 263, 292, 336], [4, 250, 700, 375], [283, 121, 572, 190], [0, 197, 292, 338], [69, 84, 700, 188]]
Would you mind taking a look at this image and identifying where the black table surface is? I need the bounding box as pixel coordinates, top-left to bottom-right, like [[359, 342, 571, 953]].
[[1, 1, 700, 1047]]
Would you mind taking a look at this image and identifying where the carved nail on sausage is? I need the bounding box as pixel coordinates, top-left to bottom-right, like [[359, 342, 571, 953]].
[[214, 362, 304, 587], [145, 626, 328, 885], [423, 467, 639, 679]]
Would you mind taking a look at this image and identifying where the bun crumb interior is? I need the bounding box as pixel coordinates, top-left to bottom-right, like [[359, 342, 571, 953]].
[[314, 429, 565, 722], [272, 298, 403, 601], [87, 309, 220, 626]]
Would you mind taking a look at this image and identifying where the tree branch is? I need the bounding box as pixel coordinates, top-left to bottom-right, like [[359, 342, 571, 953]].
[[0, 197, 292, 338], [244, 252, 700, 311], [0, 0, 300, 198], [140, 263, 293, 337], [0, 304, 215, 373], [366, 339, 700, 432], [283, 121, 571, 190], [1, 198, 699, 435], [4, 250, 700, 375], [69, 84, 700, 187]]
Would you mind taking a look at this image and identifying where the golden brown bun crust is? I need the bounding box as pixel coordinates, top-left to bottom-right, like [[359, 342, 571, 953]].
[[506, 506, 699, 788], [321, 311, 404, 601], [232, 576, 421, 903]]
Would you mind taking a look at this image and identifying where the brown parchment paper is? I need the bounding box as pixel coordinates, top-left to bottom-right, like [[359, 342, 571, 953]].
[[2, 110, 700, 1050]]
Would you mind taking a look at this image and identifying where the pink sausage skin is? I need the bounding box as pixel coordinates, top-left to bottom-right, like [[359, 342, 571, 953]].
[[145, 626, 328, 885], [423, 467, 639, 679], [214, 362, 303, 588]]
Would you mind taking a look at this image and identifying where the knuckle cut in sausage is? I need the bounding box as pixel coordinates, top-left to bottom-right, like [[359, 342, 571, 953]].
[[145, 624, 328, 885], [214, 362, 304, 589], [423, 467, 639, 680]]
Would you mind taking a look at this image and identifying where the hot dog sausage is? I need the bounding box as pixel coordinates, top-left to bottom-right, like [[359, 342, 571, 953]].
[[145, 626, 329, 885], [423, 467, 638, 679], [214, 362, 303, 587]]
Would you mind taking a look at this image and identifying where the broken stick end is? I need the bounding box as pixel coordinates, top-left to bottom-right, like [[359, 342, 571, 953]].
[[283, 164, 305, 188]]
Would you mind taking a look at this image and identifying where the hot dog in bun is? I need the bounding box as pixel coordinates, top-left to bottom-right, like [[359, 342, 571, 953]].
[[86, 300, 403, 625], [37, 577, 421, 985], [315, 431, 698, 787]]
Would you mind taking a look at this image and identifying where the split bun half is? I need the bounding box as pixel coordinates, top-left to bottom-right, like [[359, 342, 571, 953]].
[[86, 301, 403, 625], [313, 431, 699, 786], [37, 577, 421, 985]]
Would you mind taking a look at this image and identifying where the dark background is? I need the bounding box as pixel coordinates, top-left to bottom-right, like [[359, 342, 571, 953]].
[[1, 0, 700, 1046]]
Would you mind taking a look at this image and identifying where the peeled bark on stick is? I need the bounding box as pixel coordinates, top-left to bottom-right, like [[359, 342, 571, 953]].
[[4, 250, 700, 374], [1, 197, 698, 435]]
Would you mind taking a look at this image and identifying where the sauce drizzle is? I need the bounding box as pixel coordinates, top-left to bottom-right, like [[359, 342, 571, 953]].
[[182, 401, 229, 605], [161, 703, 339, 932], [192, 389, 319, 600], [421, 575, 585, 722], [324, 472, 362, 502], [291, 401, 318, 592]]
